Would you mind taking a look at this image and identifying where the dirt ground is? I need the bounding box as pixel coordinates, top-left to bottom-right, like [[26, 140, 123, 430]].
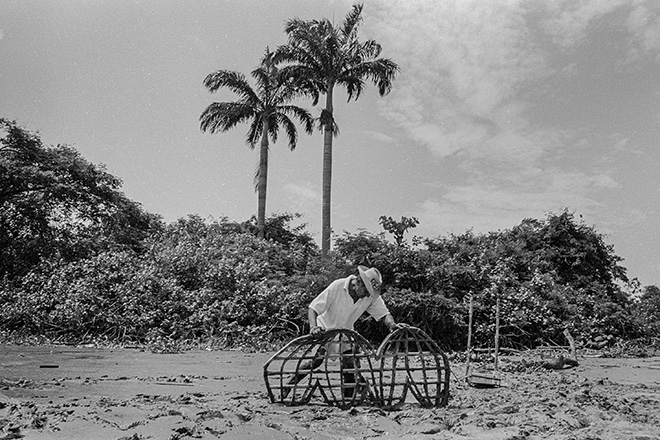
[[1, 344, 659, 440]]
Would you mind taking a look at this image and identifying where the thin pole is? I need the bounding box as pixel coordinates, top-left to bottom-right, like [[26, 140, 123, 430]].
[[494, 294, 500, 372], [465, 294, 473, 381]]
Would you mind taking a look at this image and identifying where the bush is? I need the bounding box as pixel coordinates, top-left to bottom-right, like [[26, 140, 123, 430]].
[[1, 209, 656, 351], [0, 214, 324, 346]]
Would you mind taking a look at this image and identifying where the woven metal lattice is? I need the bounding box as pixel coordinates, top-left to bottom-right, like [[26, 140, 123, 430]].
[[263, 326, 450, 409]]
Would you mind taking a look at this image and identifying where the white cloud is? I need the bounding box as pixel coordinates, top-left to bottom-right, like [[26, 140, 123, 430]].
[[541, 0, 660, 64], [359, 0, 651, 255], [363, 129, 396, 144], [368, 0, 658, 163], [589, 174, 620, 189], [468, 129, 545, 170], [626, 2, 660, 60], [415, 167, 609, 236], [370, 0, 549, 161], [542, 0, 628, 47], [283, 182, 320, 214]]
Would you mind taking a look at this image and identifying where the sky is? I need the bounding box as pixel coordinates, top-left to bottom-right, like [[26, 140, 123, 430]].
[[1, 0, 660, 287]]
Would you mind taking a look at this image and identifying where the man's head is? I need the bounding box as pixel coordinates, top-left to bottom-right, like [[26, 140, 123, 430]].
[[358, 265, 382, 297]]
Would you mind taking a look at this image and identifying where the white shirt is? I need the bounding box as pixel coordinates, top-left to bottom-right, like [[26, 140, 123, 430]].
[[309, 275, 390, 331]]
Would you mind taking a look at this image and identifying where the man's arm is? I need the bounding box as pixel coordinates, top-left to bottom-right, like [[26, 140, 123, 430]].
[[381, 313, 403, 332], [308, 307, 323, 335]]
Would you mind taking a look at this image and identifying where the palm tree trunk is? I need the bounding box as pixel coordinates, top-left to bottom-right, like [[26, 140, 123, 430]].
[[257, 121, 269, 239], [321, 86, 334, 256]]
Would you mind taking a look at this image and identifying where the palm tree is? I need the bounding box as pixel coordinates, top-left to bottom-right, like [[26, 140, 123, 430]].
[[277, 3, 399, 255], [200, 49, 314, 239]]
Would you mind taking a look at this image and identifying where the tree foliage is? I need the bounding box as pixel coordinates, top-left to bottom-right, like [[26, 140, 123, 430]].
[[634, 285, 660, 336], [378, 215, 419, 247], [0, 119, 161, 280]]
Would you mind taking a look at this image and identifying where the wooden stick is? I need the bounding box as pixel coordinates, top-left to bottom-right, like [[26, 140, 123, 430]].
[[494, 295, 500, 372], [465, 294, 473, 380], [472, 347, 519, 354], [563, 329, 577, 362]]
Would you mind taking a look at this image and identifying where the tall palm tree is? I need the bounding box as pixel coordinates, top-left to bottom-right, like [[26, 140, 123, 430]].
[[277, 3, 399, 255], [200, 49, 314, 239]]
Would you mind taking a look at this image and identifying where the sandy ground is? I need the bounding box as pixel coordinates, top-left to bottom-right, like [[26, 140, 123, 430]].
[[1, 344, 659, 440]]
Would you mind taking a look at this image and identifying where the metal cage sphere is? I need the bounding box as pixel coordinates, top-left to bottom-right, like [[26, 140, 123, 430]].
[[263, 326, 450, 409]]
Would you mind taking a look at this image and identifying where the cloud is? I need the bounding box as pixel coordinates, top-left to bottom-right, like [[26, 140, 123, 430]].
[[626, 2, 660, 60], [542, 0, 628, 47], [368, 0, 657, 162], [415, 167, 613, 236], [465, 128, 545, 172], [283, 182, 320, 214], [358, 0, 655, 249], [363, 129, 396, 144], [541, 1, 660, 63], [370, 0, 549, 161], [0, 28, 4, 40]]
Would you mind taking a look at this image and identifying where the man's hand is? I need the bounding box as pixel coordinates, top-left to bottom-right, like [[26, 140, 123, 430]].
[[383, 314, 404, 332], [310, 325, 324, 336], [308, 308, 323, 336], [387, 322, 404, 332]]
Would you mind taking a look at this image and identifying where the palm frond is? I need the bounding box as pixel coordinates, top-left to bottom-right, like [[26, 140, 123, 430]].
[[199, 102, 256, 133], [359, 39, 382, 59], [277, 63, 323, 104], [202, 70, 258, 103], [266, 114, 279, 145], [340, 57, 399, 97], [340, 76, 366, 101], [276, 115, 298, 150], [245, 116, 263, 148], [342, 4, 364, 41], [252, 48, 280, 99], [283, 17, 311, 37], [282, 105, 315, 135], [370, 59, 399, 95], [284, 19, 337, 70]]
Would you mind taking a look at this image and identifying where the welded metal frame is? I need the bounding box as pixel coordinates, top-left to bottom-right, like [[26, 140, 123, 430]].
[[263, 326, 450, 409], [374, 325, 450, 409], [263, 329, 378, 408]]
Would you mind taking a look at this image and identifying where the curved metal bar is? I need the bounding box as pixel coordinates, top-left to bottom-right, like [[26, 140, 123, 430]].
[[264, 326, 450, 409], [263, 329, 378, 407], [263, 332, 325, 404], [375, 326, 450, 408], [315, 329, 378, 408]]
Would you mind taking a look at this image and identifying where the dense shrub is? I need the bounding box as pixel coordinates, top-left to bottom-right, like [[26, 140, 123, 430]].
[[0, 214, 325, 345], [0, 205, 657, 351], [335, 211, 644, 350], [0, 252, 184, 341], [631, 285, 660, 337]]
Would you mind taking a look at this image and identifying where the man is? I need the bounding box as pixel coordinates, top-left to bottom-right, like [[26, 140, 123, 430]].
[[285, 265, 402, 398], [309, 265, 401, 335]]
